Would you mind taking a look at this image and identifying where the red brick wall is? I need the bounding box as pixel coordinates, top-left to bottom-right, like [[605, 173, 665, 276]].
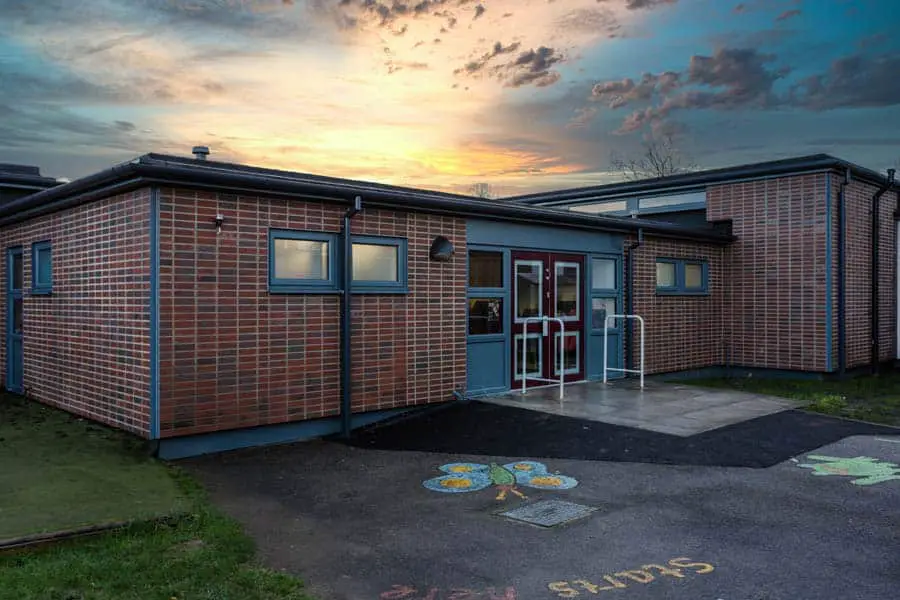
[[157, 188, 466, 438], [0, 190, 152, 435], [629, 237, 725, 374], [839, 176, 897, 368], [707, 174, 830, 371]]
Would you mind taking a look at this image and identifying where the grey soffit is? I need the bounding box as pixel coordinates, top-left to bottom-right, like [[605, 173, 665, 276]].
[[499, 499, 598, 528]]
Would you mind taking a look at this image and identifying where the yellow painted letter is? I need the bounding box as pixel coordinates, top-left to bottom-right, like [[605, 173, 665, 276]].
[[668, 558, 715, 574], [613, 571, 655, 584], [548, 582, 579, 598], [572, 580, 599, 594], [601, 576, 626, 589], [641, 564, 685, 579]]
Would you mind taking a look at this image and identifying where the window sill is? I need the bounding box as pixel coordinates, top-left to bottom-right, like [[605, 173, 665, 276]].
[[268, 285, 340, 295], [31, 288, 52, 296], [655, 289, 709, 296], [351, 286, 409, 295]]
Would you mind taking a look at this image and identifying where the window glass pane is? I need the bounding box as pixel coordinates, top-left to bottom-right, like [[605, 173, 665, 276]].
[[685, 264, 703, 289], [468, 297, 503, 335], [656, 261, 676, 288], [13, 298, 22, 333], [591, 297, 617, 329], [591, 258, 616, 290], [515, 261, 542, 319], [514, 334, 541, 380], [12, 253, 23, 290], [553, 332, 579, 375], [353, 243, 398, 282], [274, 238, 328, 280], [37, 248, 51, 286], [555, 262, 579, 320], [468, 250, 503, 288]]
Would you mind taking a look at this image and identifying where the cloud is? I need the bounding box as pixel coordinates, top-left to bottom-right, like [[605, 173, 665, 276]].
[[473, 4, 485, 19], [590, 47, 790, 131], [775, 8, 801, 21], [596, 0, 678, 9], [789, 53, 900, 110], [556, 7, 621, 36], [454, 41, 521, 75]]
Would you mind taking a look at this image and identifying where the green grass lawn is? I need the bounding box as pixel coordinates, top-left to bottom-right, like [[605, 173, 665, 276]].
[[683, 373, 900, 426], [0, 396, 310, 600], [0, 395, 186, 540]]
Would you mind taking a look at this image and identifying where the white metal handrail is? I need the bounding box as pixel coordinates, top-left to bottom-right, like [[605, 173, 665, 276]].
[[603, 314, 645, 389], [520, 316, 566, 400]]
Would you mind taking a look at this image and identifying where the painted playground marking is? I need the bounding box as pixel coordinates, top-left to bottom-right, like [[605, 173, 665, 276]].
[[380, 585, 517, 599], [548, 557, 716, 597], [796, 455, 900, 485], [876, 437, 900, 444], [422, 461, 578, 501]]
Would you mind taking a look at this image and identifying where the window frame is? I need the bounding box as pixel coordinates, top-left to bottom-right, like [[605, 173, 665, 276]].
[[351, 235, 408, 294], [268, 229, 338, 294], [655, 258, 709, 296], [31, 240, 52, 295]]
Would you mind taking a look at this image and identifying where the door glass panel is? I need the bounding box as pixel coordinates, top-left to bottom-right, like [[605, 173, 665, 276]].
[[555, 262, 579, 320], [591, 297, 617, 329], [591, 258, 616, 290], [468, 297, 503, 335], [514, 260, 542, 320], [13, 298, 23, 333], [12, 252, 23, 290], [469, 251, 503, 288], [553, 332, 580, 375], [513, 333, 542, 380]]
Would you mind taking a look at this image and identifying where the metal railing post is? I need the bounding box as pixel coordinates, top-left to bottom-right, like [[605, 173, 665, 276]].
[[603, 314, 645, 389]]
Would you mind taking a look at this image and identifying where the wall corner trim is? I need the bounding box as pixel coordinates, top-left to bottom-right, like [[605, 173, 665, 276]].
[[149, 187, 161, 439]]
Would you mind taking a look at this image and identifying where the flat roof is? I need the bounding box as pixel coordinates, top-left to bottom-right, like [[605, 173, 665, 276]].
[[509, 154, 898, 207], [0, 152, 734, 244]]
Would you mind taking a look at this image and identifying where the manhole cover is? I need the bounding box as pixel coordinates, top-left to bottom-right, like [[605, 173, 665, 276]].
[[499, 499, 596, 528]]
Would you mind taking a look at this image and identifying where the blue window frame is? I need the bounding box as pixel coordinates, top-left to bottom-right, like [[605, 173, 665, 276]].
[[268, 230, 338, 294], [31, 240, 52, 295], [655, 258, 708, 295], [352, 235, 408, 294], [268, 230, 408, 294]]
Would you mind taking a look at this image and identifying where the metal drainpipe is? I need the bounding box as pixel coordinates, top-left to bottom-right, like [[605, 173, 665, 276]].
[[624, 229, 644, 375], [837, 168, 850, 378], [871, 169, 896, 375], [341, 196, 362, 438]]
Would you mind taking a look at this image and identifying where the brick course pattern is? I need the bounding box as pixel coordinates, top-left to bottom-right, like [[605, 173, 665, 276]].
[[839, 177, 897, 369], [157, 188, 466, 438], [628, 237, 725, 374], [708, 174, 830, 371], [0, 190, 152, 435]]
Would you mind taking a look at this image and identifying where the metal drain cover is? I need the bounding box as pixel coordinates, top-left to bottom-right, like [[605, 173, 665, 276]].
[[499, 499, 596, 528]]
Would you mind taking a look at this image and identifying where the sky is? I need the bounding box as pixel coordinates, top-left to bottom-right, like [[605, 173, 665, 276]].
[[1, 0, 898, 196]]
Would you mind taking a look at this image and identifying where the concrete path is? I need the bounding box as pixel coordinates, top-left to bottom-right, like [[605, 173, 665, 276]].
[[183, 428, 900, 600], [481, 380, 801, 436]]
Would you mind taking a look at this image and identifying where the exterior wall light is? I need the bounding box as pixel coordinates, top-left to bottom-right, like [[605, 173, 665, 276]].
[[429, 235, 454, 261]]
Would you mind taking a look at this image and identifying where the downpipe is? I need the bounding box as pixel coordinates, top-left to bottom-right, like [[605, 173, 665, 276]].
[[624, 229, 644, 375], [871, 169, 896, 375], [340, 195, 362, 438]]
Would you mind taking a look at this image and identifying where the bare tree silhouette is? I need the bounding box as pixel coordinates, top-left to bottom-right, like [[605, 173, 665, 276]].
[[610, 133, 697, 181]]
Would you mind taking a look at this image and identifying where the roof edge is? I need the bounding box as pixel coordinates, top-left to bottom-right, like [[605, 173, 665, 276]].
[[0, 153, 734, 244], [510, 154, 898, 206]]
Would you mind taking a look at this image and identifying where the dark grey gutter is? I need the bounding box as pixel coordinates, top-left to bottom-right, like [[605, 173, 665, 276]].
[[0, 154, 734, 244], [511, 154, 900, 207]]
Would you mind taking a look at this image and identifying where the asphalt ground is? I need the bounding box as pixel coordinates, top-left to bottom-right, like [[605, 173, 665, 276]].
[[182, 405, 900, 600]]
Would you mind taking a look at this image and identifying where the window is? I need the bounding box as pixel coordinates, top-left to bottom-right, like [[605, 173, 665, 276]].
[[590, 257, 619, 330], [468, 250, 503, 288], [655, 258, 708, 295], [468, 297, 503, 335], [352, 236, 407, 293], [31, 241, 52, 295], [269, 230, 337, 293]]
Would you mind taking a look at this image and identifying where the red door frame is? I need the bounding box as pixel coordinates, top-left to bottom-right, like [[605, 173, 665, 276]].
[[511, 251, 585, 387]]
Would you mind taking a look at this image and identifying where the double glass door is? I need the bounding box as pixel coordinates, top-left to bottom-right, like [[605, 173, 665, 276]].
[[511, 251, 584, 386]]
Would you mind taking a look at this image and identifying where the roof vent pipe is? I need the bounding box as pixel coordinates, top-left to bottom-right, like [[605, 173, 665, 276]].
[[192, 146, 210, 161]]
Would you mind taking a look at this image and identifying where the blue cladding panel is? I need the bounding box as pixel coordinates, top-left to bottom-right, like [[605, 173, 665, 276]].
[[466, 339, 508, 395], [467, 220, 623, 254]]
